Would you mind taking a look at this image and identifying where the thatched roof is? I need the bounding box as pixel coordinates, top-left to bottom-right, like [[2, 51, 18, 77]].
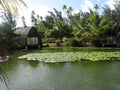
[[14, 26, 40, 38], [14, 27, 33, 36]]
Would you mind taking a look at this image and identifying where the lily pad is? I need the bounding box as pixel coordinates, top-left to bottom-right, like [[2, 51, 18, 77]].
[[18, 51, 120, 63]]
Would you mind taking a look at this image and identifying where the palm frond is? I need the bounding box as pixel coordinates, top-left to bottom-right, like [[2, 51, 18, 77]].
[[0, 0, 27, 14], [0, 66, 10, 90]]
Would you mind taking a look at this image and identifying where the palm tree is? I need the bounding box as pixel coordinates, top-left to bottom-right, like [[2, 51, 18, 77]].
[[67, 6, 73, 16], [48, 8, 64, 23], [62, 5, 67, 10], [88, 11, 117, 41], [22, 16, 26, 27], [71, 8, 117, 46], [40, 16, 43, 21], [0, 0, 27, 14], [94, 4, 99, 11]]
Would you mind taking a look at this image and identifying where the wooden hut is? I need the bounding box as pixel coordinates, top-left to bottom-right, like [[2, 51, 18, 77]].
[[14, 26, 42, 49]]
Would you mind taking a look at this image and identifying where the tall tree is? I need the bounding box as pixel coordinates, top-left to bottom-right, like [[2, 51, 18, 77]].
[[62, 5, 67, 10], [22, 16, 26, 27], [48, 8, 63, 23], [94, 4, 99, 11], [1, 10, 17, 28], [67, 6, 73, 15], [31, 10, 37, 25], [103, 1, 120, 34]]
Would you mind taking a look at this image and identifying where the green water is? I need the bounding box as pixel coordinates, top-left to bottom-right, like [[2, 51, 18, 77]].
[[0, 47, 120, 90]]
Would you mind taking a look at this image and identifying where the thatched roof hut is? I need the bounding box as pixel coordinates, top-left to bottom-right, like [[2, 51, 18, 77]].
[[14, 26, 42, 49]]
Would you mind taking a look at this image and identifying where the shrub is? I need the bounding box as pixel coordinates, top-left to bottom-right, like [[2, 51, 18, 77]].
[[55, 39, 61, 46], [65, 38, 82, 47], [43, 43, 49, 47]]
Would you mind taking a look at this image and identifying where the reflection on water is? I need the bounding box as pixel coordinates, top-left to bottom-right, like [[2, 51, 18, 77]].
[[1, 60, 120, 90], [28, 61, 39, 68], [0, 48, 120, 90]]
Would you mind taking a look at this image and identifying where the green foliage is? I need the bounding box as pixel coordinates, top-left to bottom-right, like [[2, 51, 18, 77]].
[[65, 38, 82, 47], [42, 43, 50, 47], [0, 0, 27, 14], [52, 21, 73, 38], [32, 4, 119, 47], [35, 23, 46, 38], [44, 29, 59, 38], [44, 21, 73, 39], [0, 22, 19, 51], [55, 39, 61, 46]]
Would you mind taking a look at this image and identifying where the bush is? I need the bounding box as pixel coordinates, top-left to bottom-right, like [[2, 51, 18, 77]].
[[55, 39, 61, 46], [43, 43, 49, 47], [65, 38, 82, 47], [11, 41, 21, 49]]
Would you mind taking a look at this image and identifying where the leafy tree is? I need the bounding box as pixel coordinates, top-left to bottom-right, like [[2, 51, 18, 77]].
[[0, 10, 17, 28], [0, 22, 18, 50], [103, 1, 120, 34], [35, 22, 46, 38]]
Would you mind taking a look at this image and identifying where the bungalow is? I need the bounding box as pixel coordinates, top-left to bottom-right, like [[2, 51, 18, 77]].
[[14, 26, 42, 49]]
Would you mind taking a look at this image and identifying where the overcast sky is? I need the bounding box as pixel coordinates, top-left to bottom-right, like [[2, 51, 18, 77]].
[[0, 0, 118, 27]]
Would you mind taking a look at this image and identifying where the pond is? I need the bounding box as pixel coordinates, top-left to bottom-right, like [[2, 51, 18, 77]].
[[0, 47, 120, 90]]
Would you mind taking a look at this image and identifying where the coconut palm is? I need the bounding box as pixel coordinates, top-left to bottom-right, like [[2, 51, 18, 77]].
[[71, 7, 117, 46], [88, 11, 117, 40], [48, 8, 64, 23], [94, 4, 99, 11], [70, 11, 90, 38], [62, 5, 67, 10], [22, 16, 26, 27]]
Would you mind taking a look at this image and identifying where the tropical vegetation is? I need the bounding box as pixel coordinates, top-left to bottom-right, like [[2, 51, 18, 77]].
[[29, 2, 120, 47], [0, 0, 27, 88], [1, 1, 120, 51]]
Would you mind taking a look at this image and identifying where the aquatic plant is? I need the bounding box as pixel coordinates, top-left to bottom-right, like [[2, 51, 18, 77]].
[[18, 51, 120, 63]]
